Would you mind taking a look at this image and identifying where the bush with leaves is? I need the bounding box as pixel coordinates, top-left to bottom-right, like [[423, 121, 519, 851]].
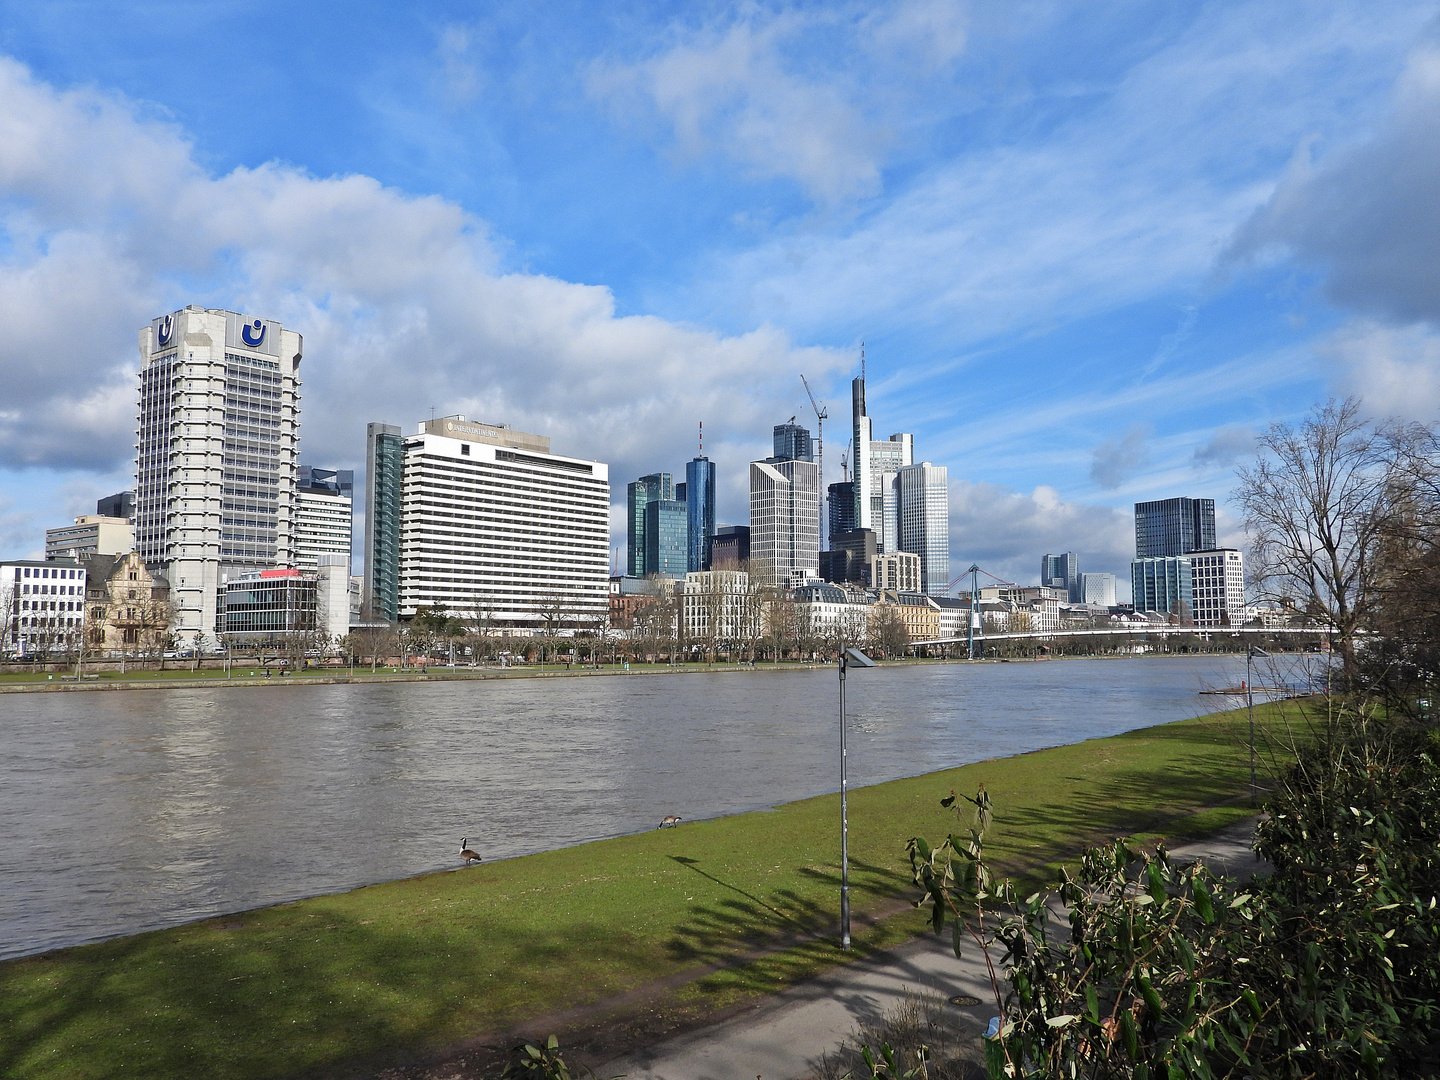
[[908, 712, 1440, 1078]]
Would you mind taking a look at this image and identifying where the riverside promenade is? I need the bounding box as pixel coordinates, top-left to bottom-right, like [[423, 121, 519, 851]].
[[595, 820, 1269, 1080]]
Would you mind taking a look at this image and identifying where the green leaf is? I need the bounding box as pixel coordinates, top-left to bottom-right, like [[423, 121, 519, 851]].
[[1148, 861, 1166, 905], [1046, 1014, 1080, 1028], [952, 918, 963, 961], [1139, 973, 1164, 1020], [1192, 878, 1215, 924]]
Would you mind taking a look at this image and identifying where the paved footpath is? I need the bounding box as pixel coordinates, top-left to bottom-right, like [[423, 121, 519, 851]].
[[598, 820, 1268, 1080]]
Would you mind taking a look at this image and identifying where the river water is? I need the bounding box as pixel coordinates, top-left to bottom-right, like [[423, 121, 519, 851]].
[[1, 656, 1265, 960]]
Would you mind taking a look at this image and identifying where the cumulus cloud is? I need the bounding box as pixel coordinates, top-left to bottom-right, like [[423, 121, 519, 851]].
[[1089, 424, 1152, 489], [0, 57, 843, 530], [1232, 37, 1440, 324], [1193, 425, 1256, 468], [950, 480, 1134, 596]]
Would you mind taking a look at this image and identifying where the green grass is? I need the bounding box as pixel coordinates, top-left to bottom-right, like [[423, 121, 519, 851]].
[[0, 699, 1307, 1080]]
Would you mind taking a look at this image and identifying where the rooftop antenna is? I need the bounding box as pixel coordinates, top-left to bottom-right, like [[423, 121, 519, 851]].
[[699, 420, 703, 456], [860, 341, 866, 382]]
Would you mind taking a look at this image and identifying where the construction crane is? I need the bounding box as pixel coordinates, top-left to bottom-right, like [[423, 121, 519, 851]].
[[800, 375, 828, 547], [839, 438, 851, 482]]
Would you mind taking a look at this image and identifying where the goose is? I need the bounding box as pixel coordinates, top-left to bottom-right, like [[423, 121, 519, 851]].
[[658, 815, 682, 829], [460, 837, 482, 865]]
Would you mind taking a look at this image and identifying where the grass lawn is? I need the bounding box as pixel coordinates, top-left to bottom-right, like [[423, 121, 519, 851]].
[[0, 699, 1309, 1080]]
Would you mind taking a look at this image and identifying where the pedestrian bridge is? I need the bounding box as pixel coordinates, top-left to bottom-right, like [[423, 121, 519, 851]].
[[911, 624, 1333, 648]]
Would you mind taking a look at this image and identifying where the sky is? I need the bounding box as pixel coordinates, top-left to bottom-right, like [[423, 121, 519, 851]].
[[1, 0, 1439, 596]]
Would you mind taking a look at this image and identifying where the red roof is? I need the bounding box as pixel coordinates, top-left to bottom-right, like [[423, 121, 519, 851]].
[[260, 569, 303, 579]]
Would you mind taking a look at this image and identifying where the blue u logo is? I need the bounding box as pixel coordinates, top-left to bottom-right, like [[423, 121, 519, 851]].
[[157, 314, 174, 347], [241, 319, 266, 347]]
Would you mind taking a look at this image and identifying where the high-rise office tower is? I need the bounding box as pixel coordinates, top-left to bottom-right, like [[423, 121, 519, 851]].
[[772, 422, 814, 463], [627, 472, 673, 577], [749, 457, 820, 587], [828, 480, 856, 538], [397, 416, 610, 627], [1081, 572, 1117, 607], [135, 307, 301, 637], [1131, 556, 1193, 620], [96, 490, 135, 521], [364, 423, 404, 621], [295, 466, 354, 570], [897, 462, 950, 596], [1041, 552, 1081, 602], [1188, 549, 1245, 627], [685, 456, 716, 572], [850, 370, 912, 548], [1134, 497, 1216, 558], [644, 499, 689, 578]]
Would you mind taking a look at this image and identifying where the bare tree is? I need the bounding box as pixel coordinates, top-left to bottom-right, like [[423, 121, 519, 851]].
[[1236, 398, 1412, 676], [868, 601, 909, 659]]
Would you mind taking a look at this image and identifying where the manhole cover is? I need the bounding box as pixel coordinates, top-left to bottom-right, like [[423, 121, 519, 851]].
[[948, 995, 982, 1007]]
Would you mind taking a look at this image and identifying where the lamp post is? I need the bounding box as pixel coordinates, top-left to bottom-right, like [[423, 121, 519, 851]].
[[1247, 645, 1269, 807], [838, 646, 877, 950]]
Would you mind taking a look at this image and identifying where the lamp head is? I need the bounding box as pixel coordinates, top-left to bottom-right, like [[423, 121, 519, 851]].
[[842, 647, 877, 669], [1249, 645, 1269, 658]]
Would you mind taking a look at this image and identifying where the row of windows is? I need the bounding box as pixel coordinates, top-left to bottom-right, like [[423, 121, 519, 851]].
[[19, 600, 81, 612], [10, 566, 83, 580]]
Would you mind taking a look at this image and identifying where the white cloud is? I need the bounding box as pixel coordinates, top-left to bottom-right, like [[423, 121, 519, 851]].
[[0, 56, 844, 536], [1320, 320, 1440, 423], [1193, 425, 1256, 468], [950, 480, 1134, 593], [586, 8, 901, 204]]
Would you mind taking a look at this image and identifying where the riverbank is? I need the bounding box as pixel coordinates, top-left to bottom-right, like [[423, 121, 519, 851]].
[[0, 651, 1258, 693], [0, 698, 1302, 1080]]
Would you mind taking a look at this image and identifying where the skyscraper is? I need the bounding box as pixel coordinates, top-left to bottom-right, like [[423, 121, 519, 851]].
[[749, 457, 820, 586], [772, 421, 814, 463], [1041, 552, 1081, 602], [897, 462, 950, 596], [685, 455, 716, 572], [1134, 497, 1216, 558], [1132, 556, 1193, 620], [295, 466, 354, 570], [644, 498, 689, 578], [850, 370, 913, 548], [135, 306, 301, 637], [364, 423, 403, 622], [627, 472, 673, 577], [828, 480, 856, 538]]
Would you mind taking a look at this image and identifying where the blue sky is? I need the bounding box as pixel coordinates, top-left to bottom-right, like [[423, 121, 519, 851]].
[[2, 0, 1439, 590]]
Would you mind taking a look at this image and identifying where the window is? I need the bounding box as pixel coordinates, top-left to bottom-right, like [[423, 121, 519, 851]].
[[460, 444, 471, 456]]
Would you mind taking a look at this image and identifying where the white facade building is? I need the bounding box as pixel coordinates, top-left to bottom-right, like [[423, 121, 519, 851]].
[[2, 560, 87, 656], [792, 582, 869, 645], [135, 307, 301, 638], [1188, 548, 1245, 628], [872, 550, 921, 593], [398, 425, 610, 630], [1081, 572, 1117, 607], [749, 458, 820, 587], [850, 374, 914, 544], [682, 570, 750, 644], [295, 488, 353, 569], [45, 516, 134, 561], [897, 462, 949, 595]]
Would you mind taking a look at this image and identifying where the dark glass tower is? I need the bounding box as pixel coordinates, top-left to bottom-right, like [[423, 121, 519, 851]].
[[364, 423, 404, 622], [686, 456, 716, 572], [626, 472, 673, 576], [1134, 498, 1216, 558], [772, 422, 814, 463]]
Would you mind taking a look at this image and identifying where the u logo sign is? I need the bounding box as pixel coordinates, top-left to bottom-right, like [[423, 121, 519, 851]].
[[241, 319, 266, 347], [157, 314, 174, 347]]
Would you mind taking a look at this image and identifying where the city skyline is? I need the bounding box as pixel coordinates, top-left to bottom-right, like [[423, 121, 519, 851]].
[[1, 3, 1437, 590]]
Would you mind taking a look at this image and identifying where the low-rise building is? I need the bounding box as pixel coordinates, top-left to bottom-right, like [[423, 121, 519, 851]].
[[792, 581, 869, 645], [682, 570, 751, 645], [81, 552, 171, 655], [2, 560, 88, 656], [45, 516, 134, 561], [872, 589, 941, 642], [221, 562, 350, 644], [872, 550, 921, 593]]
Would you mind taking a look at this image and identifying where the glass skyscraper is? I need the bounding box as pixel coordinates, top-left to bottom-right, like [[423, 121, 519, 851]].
[[1041, 552, 1081, 602], [897, 462, 950, 596], [626, 472, 673, 577], [749, 457, 820, 586], [685, 456, 716, 572], [364, 423, 404, 621], [1134, 497, 1216, 558], [644, 498, 689, 578], [772, 422, 814, 463], [1131, 555, 1193, 619]]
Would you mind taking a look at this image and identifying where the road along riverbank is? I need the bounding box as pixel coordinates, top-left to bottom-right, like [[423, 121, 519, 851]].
[[0, 698, 1304, 1080]]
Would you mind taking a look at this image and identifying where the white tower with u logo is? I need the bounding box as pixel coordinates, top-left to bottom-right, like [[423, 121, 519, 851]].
[[136, 307, 303, 639]]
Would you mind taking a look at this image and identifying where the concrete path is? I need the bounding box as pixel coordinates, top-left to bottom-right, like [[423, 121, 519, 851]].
[[598, 819, 1267, 1080]]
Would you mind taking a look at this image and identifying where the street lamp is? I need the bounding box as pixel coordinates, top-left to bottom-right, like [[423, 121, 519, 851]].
[[1247, 645, 1269, 807], [838, 645, 877, 950]]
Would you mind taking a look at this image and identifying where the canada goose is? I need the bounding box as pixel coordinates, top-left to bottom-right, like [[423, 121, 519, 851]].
[[658, 815, 682, 829], [460, 837, 482, 865]]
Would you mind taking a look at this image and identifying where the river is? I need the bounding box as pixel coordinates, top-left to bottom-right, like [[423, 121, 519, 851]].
[[1, 656, 1277, 960]]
